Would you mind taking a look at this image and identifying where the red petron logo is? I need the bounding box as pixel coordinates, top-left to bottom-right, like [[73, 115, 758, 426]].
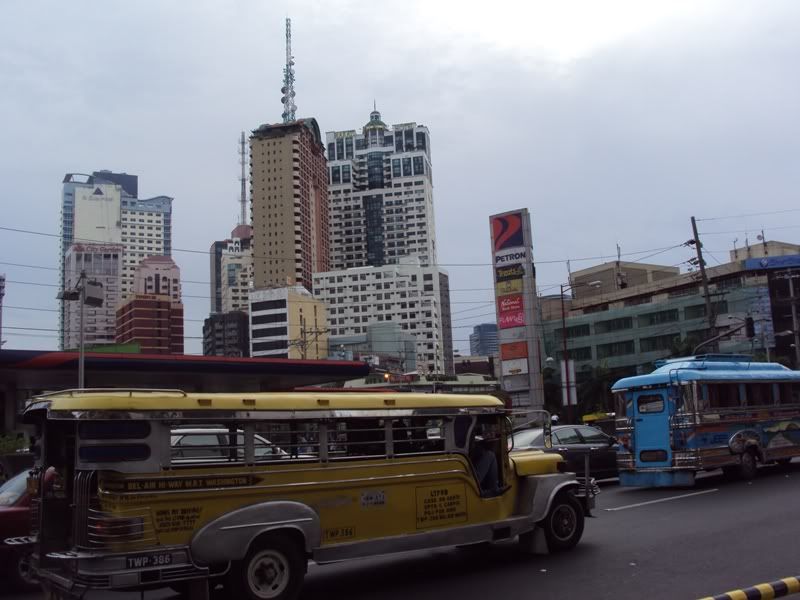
[[491, 213, 524, 252]]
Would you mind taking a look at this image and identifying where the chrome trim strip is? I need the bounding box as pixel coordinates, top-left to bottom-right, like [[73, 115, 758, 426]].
[[220, 517, 313, 531], [100, 468, 471, 497]]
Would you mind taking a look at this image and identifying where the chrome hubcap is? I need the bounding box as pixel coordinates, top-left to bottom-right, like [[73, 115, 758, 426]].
[[247, 549, 290, 599]]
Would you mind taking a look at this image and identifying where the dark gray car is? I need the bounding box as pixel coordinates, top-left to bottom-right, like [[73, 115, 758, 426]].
[[511, 425, 619, 480]]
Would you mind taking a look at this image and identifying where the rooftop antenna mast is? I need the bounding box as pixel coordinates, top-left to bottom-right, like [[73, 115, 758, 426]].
[[238, 131, 247, 225], [281, 17, 297, 123]]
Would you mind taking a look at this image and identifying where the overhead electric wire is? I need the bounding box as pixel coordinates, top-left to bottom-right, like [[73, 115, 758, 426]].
[[696, 209, 800, 222]]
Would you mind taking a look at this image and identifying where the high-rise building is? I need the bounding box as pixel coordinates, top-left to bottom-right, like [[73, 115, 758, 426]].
[[210, 224, 253, 315], [249, 286, 328, 359], [63, 243, 123, 350], [116, 256, 183, 354], [469, 323, 499, 357], [326, 109, 436, 269], [312, 257, 453, 374], [250, 119, 329, 292], [203, 311, 250, 357], [60, 171, 172, 348]]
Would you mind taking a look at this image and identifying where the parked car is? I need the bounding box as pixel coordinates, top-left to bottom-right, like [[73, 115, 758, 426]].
[[511, 424, 619, 480], [0, 469, 41, 592]]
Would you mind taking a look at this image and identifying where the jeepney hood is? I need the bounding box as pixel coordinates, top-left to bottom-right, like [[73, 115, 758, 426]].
[[509, 450, 563, 476]]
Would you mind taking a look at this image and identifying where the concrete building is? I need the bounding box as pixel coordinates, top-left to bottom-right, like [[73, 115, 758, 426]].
[[328, 322, 417, 373], [203, 311, 250, 357], [116, 256, 184, 354], [571, 261, 679, 301], [63, 243, 123, 349], [542, 242, 800, 382], [469, 323, 498, 357], [60, 172, 172, 347], [249, 286, 328, 359], [326, 108, 436, 269], [729, 240, 800, 261], [250, 119, 329, 292], [312, 256, 454, 374], [210, 224, 253, 314]]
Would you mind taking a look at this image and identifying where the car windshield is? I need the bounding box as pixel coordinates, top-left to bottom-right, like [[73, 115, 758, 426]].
[[0, 470, 29, 506], [512, 428, 543, 449]]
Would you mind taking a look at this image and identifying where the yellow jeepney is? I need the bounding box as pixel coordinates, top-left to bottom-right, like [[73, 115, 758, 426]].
[[18, 389, 589, 599]]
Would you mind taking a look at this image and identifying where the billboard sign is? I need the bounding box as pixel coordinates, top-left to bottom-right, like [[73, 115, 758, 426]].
[[502, 358, 529, 376], [500, 341, 528, 361], [490, 209, 542, 412]]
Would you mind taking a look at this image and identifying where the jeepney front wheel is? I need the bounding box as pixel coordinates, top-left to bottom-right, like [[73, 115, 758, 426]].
[[229, 532, 307, 600], [539, 491, 584, 552], [739, 449, 758, 480]]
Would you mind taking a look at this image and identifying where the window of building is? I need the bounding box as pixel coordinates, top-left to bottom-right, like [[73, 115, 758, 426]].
[[596, 340, 636, 359], [639, 333, 679, 353], [392, 159, 401, 178], [594, 317, 633, 334], [342, 164, 351, 184], [413, 156, 424, 175], [637, 309, 680, 327], [332, 166, 341, 185], [554, 324, 591, 341], [402, 158, 412, 176]]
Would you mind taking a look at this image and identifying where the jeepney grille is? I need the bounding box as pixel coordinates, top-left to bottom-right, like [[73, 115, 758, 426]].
[[73, 471, 156, 549]]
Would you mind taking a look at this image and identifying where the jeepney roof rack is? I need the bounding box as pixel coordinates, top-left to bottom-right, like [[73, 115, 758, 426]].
[[34, 388, 189, 398], [654, 354, 752, 368]]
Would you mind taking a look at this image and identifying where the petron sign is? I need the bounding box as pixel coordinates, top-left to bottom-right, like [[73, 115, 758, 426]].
[[489, 209, 543, 410]]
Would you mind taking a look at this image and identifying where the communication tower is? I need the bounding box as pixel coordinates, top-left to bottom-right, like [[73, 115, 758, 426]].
[[281, 17, 297, 123]]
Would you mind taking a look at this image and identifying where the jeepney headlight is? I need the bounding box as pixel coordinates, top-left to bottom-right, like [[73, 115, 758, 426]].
[[91, 516, 145, 541]]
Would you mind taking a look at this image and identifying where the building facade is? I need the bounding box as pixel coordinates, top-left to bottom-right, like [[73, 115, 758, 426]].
[[249, 286, 328, 359], [115, 256, 184, 354], [250, 119, 329, 292], [326, 109, 436, 269], [312, 257, 454, 374], [210, 225, 253, 314], [328, 322, 417, 373], [60, 171, 172, 348], [63, 243, 123, 350], [543, 244, 800, 382], [469, 323, 499, 357], [203, 311, 250, 357]]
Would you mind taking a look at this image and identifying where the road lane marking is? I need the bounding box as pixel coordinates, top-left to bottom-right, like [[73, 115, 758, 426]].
[[605, 488, 718, 511]]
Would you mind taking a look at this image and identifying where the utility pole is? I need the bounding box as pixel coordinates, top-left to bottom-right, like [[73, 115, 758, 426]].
[[691, 216, 716, 338]]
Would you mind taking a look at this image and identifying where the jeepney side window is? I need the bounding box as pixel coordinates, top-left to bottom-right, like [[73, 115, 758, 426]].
[[744, 383, 772, 407], [708, 383, 739, 408], [637, 394, 665, 414], [678, 385, 694, 413], [252, 421, 320, 460], [329, 419, 387, 459], [778, 382, 800, 405], [614, 392, 628, 417]]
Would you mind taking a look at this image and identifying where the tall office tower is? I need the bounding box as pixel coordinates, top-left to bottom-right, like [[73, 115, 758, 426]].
[[250, 119, 329, 291], [312, 256, 454, 374], [60, 171, 172, 348], [63, 243, 123, 350], [209, 225, 253, 314], [326, 109, 436, 269], [116, 256, 184, 354], [469, 323, 499, 357]]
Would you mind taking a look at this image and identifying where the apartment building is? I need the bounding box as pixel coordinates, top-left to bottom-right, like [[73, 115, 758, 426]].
[[249, 286, 328, 360], [326, 108, 436, 269], [312, 256, 453, 374], [250, 119, 329, 292]]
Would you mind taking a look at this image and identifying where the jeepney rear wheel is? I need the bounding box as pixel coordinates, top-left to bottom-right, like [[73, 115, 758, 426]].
[[540, 491, 584, 552], [10, 551, 39, 593], [739, 449, 758, 480], [229, 532, 306, 600]]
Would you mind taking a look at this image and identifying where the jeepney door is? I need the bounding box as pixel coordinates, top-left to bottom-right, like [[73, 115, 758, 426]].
[[632, 390, 672, 469]]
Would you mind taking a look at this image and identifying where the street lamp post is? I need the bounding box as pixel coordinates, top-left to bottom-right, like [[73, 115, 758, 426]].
[[58, 270, 103, 389]]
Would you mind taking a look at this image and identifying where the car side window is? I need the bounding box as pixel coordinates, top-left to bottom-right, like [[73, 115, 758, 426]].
[[173, 434, 225, 459], [577, 426, 609, 444], [552, 428, 581, 445]]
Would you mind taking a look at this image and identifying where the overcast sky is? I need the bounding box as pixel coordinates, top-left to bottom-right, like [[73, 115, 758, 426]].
[[2, 0, 799, 355]]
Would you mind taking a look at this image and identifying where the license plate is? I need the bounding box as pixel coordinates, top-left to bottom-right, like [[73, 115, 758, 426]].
[[125, 552, 173, 569]]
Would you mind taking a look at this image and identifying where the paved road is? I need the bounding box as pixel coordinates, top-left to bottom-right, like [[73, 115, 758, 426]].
[[6, 462, 800, 600]]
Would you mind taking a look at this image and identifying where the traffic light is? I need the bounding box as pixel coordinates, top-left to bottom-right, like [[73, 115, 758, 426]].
[[745, 317, 755, 338]]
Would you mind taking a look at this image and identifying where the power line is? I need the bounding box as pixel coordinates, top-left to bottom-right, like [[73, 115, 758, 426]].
[[0, 224, 692, 268], [699, 224, 800, 236], [696, 209, 800, 222]]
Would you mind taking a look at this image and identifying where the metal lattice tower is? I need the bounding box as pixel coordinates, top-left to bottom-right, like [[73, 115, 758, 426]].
[[239, 131, 247, 225], [281, 17, 297, 123]]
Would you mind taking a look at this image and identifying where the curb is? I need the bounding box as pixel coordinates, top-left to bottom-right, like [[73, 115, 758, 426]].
[[699, 577, 800, 600]]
